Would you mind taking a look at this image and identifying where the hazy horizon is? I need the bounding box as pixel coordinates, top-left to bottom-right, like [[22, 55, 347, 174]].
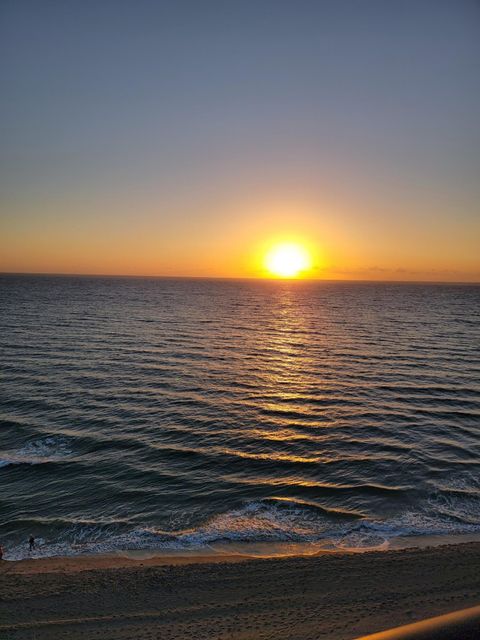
[[2, 270, 480, 285]]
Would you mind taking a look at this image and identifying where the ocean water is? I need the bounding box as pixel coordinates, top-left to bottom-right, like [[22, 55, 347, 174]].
[[1, 275, 479, 560]]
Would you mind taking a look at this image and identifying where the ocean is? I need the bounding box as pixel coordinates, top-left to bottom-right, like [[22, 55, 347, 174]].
[[1, 275, 479, 560]]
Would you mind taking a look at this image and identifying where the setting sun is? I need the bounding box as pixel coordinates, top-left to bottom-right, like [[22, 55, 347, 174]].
[[264, 242, 312, 278]]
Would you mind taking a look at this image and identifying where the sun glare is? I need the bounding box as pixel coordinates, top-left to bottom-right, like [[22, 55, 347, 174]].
[[265, 242, 312, 278]]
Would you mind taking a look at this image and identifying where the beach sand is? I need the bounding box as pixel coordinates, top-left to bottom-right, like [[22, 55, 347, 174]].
[[1, 542, 479, 639]]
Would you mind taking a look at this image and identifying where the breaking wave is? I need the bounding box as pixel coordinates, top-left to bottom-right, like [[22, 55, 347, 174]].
[[6, 494, 480, 560]]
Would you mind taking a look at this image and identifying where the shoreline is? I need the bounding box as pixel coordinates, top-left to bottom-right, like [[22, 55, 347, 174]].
[[4, 531, 480, 574], [2, 541, 479, 639]]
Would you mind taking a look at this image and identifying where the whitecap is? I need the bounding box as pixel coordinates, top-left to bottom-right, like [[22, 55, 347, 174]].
[[0, 436, 73, 468]]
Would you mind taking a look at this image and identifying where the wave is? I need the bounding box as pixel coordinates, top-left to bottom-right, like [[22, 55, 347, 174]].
[[0, 436, 73, 468], [5, 494, 480, 561]]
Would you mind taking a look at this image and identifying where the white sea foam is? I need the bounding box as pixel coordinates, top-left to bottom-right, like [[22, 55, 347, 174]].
[[6, 495, 480, 561], [0, 436, 73, 468]]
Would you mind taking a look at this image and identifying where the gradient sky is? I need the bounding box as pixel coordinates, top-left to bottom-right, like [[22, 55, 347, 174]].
[[1, 0, 479, 280]]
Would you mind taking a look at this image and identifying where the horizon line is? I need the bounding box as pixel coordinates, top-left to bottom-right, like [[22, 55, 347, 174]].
[[1, 270, 479, 285]]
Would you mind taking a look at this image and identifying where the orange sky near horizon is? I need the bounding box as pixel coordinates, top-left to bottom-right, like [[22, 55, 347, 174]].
[[1, 191, 479, 282]]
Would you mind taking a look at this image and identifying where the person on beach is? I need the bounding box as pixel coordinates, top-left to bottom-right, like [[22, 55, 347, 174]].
[[29, 535, 35, 551], [0, 544, 3, 560]]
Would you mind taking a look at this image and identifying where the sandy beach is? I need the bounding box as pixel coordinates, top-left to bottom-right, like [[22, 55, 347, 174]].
[[1, 542, 479, 640]]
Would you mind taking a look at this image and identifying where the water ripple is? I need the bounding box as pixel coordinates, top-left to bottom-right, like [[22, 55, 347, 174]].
[[1, 276, 479, 558]]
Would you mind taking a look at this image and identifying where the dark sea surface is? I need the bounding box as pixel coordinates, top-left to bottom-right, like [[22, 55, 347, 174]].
[[1, 275, 479, 560]]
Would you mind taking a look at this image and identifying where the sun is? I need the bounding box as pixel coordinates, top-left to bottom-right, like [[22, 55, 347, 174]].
[[264, 242, 312, 278]]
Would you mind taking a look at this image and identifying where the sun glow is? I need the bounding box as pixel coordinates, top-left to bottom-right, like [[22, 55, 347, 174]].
[[264, 242, 312, 278]]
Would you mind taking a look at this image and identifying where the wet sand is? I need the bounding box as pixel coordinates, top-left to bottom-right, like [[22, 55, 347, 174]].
[[1, 542, 479, 639]]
